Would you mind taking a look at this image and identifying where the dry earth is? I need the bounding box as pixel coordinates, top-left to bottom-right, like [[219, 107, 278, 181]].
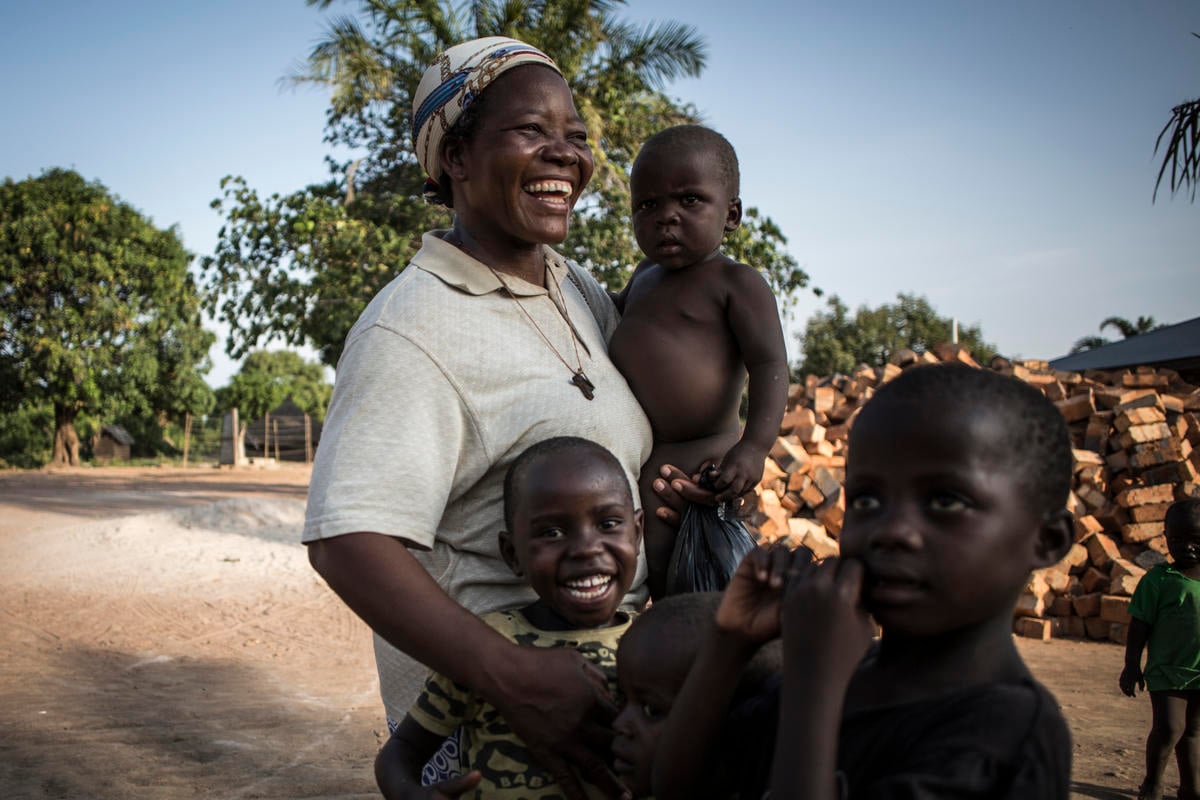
[[0, 466, 1167, 799]]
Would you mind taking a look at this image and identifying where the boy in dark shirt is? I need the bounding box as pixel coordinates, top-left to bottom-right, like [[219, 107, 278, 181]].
[[610, 124, 789, 598], [655, 364, 1076, 799]]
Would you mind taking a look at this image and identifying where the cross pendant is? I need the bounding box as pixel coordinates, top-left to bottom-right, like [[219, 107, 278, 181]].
[[571, 371, 595, 400]]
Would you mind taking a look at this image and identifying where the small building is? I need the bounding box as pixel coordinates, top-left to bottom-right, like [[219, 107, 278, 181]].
[[244, 396, 323, 462], [93, 424, 134, 463], [1049, 316, 1200, 384]]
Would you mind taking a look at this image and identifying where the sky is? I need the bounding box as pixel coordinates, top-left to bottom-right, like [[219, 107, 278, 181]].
[[2, 0, 1197, 389]]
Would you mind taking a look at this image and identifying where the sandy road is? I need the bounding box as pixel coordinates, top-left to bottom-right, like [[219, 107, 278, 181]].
[[0, 466, 1163, 799]]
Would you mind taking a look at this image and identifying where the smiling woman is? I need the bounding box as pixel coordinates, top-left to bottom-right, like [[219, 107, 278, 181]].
[[300, 36, 656, 800]]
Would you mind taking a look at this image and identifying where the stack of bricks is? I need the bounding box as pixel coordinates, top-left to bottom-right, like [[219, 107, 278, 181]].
[[752, 342, 1200, 645]]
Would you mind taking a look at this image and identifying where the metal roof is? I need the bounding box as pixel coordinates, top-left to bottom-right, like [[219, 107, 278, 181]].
[[1048, 316, 1200, 373]]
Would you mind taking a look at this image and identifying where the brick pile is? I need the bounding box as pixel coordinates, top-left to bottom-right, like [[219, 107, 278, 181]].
[[751, 342, 1200, 644]]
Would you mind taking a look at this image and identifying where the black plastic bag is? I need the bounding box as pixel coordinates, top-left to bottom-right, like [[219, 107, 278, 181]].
[[665, 466, 757, 594]]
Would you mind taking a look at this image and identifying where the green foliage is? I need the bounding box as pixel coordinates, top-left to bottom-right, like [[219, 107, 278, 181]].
[[1069, 315, 1164, 354], [0, 169, 216, 466], [204, 0, 811, 366], [0, 402, 53, 469], [1154, 33, 1200, 203], [216, 350, 333, 424], [796, 293, 998, 377]]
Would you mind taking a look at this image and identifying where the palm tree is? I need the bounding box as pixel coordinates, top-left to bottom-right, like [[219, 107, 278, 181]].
[[1070, 315, 1163, 353], [1153, 32, 1200, 203]]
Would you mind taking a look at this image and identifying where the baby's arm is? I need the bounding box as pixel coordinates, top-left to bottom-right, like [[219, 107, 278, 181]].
[[769, 556, 874, 800], [612, 258, 653, 315], [714, 264, 789, 502], [376, 716, 482, 800], [652, 545, 793, 800], [1120, 618, 1150, 696]]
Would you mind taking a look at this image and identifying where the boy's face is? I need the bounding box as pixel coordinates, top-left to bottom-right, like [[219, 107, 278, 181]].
[[840, 399, 1065, 638], [1166, 521, 1200, 568], [630, 147, 740, 270], [613, 631, 683, 797], [500, 450, 642, 629]]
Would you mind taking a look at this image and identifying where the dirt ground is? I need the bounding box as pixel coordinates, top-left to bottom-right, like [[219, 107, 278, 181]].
[[0, 466, 1165, 799]]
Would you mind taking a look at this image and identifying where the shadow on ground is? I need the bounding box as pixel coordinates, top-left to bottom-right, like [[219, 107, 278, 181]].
[[0, 643, 376, 799]]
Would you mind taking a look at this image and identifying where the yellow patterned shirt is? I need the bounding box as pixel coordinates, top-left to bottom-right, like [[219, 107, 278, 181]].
[[407, 608, 632, 799]]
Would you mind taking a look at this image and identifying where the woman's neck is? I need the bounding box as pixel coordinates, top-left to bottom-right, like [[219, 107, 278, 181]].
[[445, 223, 546, 286]]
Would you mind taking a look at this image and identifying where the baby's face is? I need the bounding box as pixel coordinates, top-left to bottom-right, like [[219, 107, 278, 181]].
[[613, 634, 683, 797], [629, 148, 739, 271]]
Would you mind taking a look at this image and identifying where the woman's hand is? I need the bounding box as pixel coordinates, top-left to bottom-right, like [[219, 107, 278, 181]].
[[488, 646, 631, 800], [651, 464, 715, 527]]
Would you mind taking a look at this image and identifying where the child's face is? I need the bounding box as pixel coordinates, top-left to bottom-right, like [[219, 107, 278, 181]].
[[841, 400, 1059, 638], [501, 451, 642, 629], [613, 632, 682, 797], [630, 147, 740, 270], [1166, 522, 1200, 568]]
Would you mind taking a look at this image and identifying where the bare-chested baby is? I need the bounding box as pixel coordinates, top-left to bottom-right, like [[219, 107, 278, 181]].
[[610, 125, 789, 599]]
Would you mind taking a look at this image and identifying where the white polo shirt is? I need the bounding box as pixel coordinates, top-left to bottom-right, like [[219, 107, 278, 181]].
[[304, 231, 652, 721]]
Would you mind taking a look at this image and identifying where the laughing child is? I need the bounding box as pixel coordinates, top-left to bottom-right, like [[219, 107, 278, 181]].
[[654, 364, 1076, 799], [609, 124, 789, 599], [376, 436, 643, 800], [1120, 499, 1200, 800]]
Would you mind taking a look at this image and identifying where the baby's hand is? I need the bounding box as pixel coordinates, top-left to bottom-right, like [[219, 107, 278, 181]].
[[711, 442, 766, 503], [715, 544, 805, 645], [1119, 665, 1145, 698]]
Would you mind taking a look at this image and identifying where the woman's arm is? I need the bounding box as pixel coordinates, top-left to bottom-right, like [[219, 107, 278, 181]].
[[309, 532, 626, 800]]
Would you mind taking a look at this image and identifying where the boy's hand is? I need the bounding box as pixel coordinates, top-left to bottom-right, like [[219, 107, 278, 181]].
[[715, 544, 801, 645], [425, 771, 482, 799], [1119, 664, 1145, 697], [711, 442, 766, 503], [781, 556, 874, 682]]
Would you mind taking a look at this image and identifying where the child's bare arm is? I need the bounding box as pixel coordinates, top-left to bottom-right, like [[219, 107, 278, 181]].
[[1119, 618, 1150, 697], [652, 546, 792, 800], [376, 716, 482, 800], [612, 259, 652, 315], [770, 557, 874, 800], [714, 263, 789, 502]]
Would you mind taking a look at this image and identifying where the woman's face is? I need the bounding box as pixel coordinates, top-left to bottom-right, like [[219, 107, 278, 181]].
[[445, 65, 594, 249]]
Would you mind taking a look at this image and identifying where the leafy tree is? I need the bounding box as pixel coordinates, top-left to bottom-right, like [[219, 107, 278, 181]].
[[796, 293, 998, 377], [1154, 33, 1200, 203], [203, 0, 814, 368], [1069, 315, 1164, 354], [0, 169, 215, 466], [216, 349, 333, 425]]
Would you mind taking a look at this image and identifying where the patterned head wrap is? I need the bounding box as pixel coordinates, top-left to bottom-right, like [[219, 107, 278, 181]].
[[412, 37, 561, 192]]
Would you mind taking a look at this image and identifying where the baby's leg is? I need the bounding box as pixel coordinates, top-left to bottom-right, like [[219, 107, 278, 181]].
[[1144, 691, 1190, 799], [1176, 691, 1200, 800], [639, 431, 740, 600]]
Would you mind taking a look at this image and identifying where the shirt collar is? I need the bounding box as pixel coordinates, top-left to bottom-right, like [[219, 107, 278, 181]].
[[413, 230, 570, 298]]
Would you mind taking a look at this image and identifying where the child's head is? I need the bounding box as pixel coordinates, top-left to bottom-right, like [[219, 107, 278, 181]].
[[841, 364, 1074, 639], [499, 436, 642, 629], [613, 592, 780, 797], [1165, 499, 1200, 567], [629, 125, 742, 270]]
